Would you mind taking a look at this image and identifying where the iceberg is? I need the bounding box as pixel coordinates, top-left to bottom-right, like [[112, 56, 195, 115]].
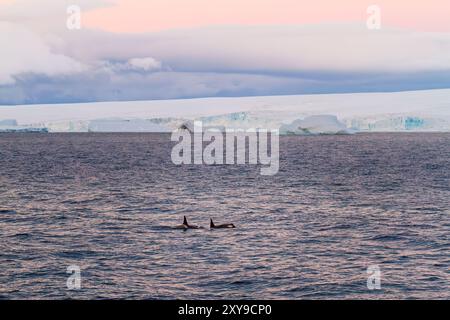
[[0, 119, 48, 133], [177, 121, 226, 133], [0, 127, 49, 133], [280, 115, 352, 135]]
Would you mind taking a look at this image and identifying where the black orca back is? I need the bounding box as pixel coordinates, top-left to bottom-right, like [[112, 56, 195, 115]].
[[210, 218, 236, 229]]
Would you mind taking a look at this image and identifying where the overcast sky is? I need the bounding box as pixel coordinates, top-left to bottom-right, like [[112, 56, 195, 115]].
[[1, 0, 450, 105]]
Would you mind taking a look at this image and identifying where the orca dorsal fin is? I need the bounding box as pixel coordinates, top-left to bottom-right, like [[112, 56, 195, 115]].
[[183, 216, 188, 226], [210, 218, 215, 228]]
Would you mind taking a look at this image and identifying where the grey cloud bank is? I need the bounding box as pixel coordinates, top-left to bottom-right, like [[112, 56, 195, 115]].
[[1, 0, 450, 104]]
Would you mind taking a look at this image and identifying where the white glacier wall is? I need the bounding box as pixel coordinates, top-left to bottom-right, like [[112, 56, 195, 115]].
[[343, 115, 450, 132], [0, 119, 18, 126], [0, 89, 449, 133], [0, 118, 48, 132], [88, 119, 171, 133]]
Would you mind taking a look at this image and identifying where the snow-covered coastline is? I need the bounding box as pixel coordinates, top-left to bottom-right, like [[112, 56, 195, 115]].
[[0, 89, 449, 133]]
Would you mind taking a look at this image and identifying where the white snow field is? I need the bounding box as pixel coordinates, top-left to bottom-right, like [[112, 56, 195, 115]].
[[0, 89, 449, 133]]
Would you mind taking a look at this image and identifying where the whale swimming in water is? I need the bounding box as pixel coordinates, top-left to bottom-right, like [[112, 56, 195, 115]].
[[185, 216, 203, 229], [210, 218, 236, 229], [173, 216, 202, 230], [172, 222, 188, 230]]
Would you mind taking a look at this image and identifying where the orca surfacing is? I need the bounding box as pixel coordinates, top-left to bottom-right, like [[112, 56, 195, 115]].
[[210, 218, 236, 229], [173, 216, 235, 230], [173, 216, 202, 229]]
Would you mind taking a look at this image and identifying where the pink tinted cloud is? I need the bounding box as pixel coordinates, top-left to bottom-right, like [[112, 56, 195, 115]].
[[83, 0, 450, 33]]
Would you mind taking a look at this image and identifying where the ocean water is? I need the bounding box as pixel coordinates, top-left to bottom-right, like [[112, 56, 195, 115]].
[[0, 133, 448, 299]]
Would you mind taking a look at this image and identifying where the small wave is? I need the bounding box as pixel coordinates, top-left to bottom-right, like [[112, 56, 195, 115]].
[[55, 250, 98, 259], [0, 209, 16, 214], [370, 234, 404, 241], [11, 233, 31, 239], [231, 280, 254, 286], [331, 224, 353, 230]]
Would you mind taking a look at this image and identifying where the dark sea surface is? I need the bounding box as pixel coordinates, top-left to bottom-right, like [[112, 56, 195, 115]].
[[0, 133, 449, 299]]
